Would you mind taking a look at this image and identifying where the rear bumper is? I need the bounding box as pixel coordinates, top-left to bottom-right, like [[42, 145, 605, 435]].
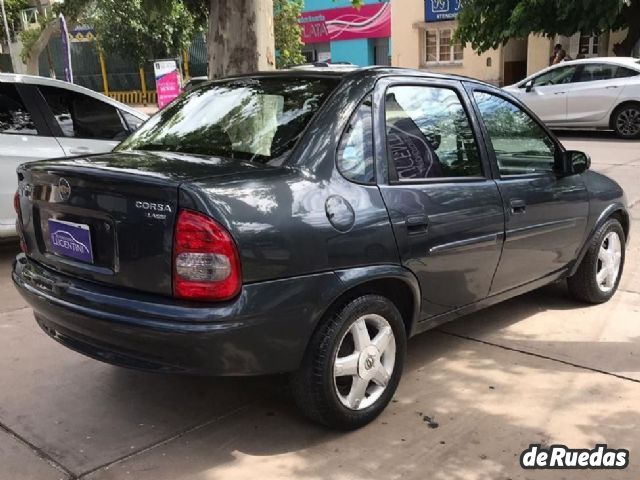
[[12, 254, 343, 375]]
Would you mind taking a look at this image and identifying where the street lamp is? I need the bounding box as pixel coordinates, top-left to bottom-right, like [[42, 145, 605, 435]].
[[0, 0, 15, 72]]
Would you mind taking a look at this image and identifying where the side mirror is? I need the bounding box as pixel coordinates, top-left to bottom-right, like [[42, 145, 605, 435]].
[[559, 150, 591, 176], [525, 80, 534, 93]]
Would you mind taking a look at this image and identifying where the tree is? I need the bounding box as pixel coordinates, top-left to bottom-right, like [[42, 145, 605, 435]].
[[274, 0, 305, 68], [0, 0, 29, 43], [455, 0, 640, 57], [92, 0, 198, 66]]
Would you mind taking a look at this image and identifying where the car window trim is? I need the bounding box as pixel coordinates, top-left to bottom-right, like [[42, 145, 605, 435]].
[[335, 91, 377, 186], [373, 77, 493, 186], [464, 83, 566, 180]]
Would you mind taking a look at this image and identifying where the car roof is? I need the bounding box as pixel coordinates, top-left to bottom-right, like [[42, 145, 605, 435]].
[[555, 57, 640, 69], [227, 66, 497, 89], [0, 73, 148, 119]]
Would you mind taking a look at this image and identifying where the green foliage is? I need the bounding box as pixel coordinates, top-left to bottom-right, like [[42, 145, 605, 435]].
[[0, 0, 30, 42], [274, 0, 305, 68], [455, 0, 640, 56], [90, 0, 196, 66]]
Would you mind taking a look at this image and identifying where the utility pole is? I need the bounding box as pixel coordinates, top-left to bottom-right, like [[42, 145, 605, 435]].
[[0, 0, 14, 72]]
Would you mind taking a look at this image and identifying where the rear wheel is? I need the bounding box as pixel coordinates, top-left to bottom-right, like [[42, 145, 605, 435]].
[[568, 218, 625, 304], [612, 103, 640, 139], [292, 295, 406, 430]]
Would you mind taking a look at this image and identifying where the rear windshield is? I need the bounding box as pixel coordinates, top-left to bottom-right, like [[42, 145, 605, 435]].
[[117, 77, 339, 164]]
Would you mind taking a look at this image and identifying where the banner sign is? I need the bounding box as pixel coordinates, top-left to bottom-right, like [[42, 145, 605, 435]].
[[300, 3, 391, 44], [425, 0, 461, 22], [154, 60, 181, 109], [69, 25, 97, 43], [59, 14, 74, 83]]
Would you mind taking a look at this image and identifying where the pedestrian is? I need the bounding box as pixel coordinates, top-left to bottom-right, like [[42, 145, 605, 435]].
[[550, 44, 568, 65]]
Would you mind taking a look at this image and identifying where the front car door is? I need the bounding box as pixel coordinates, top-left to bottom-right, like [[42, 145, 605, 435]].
[[375, 78, 505, 319], [35, 85, 133, 156], [566, 63, 638, 125], [468, 86, 589, 294], [0, 82, 65, 236], [514, 65, 579, 125]]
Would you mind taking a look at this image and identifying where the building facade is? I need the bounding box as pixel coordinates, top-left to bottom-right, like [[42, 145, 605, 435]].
[[300, 0, 391, 66], [392, 0, 640, 86]]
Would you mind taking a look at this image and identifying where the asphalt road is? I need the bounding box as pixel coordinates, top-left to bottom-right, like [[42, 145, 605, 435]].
[[0, 133, 638, 480]]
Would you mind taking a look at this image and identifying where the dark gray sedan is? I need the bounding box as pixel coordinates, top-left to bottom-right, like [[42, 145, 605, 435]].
[[13, 68, 629, 430]]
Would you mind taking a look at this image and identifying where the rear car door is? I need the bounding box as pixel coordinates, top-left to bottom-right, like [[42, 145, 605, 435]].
[[469, 86, 589, 294], [36, 85, 132, 156], [375, 79, 505, 319], [0, 82, 65, 236], [515, 65, 579, 125], [566, 63, 637, 124]]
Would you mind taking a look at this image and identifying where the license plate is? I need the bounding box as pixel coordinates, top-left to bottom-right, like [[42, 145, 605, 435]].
[[48, 219, 94, 263]]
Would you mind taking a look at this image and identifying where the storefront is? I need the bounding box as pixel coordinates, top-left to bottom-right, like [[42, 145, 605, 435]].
[[300, 0, 391, 66]]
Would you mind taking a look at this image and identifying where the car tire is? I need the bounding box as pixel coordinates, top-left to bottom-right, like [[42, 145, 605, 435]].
[[612, 103, 640, 139], [292, 294, 406, 430], [567, 218, 625, 304]]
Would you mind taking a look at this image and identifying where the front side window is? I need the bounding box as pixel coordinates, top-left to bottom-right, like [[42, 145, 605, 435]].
[[425, 29, 463, 64], [474, 91, 556, 176], [119, 77, 339, 164], [385, 86, 482, 181], [531, 66, 578, 87], [0, 84, 37, 135], [337, 96, 374, 184], [39, 86, 129, 141]]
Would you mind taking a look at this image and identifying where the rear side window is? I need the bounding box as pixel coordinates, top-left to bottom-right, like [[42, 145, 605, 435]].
[[0, 84, 38, 135], [576, 64, 639, 82], [39, 86, 129, 141], [385, 85, 482, 181], [474, 91, 556, 176], [337, 96, 375, 184]]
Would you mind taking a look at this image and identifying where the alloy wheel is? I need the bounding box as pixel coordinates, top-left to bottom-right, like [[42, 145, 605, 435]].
[[333, 314, 396, 411], [596, 231, 622, 293], [616, 107, 640, 137]]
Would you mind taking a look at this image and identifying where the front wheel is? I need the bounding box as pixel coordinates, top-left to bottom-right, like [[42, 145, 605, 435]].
[[568, 218, 625, 304], [292, 295, 406, 430], [612, 103, 640, 139]]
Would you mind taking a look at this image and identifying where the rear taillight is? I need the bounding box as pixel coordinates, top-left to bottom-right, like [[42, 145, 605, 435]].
[[14, 190, 27, 253], [173, 209, 241, 301]]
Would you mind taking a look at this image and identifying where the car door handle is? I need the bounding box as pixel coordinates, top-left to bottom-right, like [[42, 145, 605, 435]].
[[606, 86, 619, 89], [510, 199, 527, 214], [69, 147, 92, 155], [554, 91, 567, 95], [406, 215, 429, 234]]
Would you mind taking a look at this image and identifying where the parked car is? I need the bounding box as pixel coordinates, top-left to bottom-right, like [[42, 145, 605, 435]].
[[13, 68, 629, 430], [504, 57, 640, 139], [0, 74, 148, 238]]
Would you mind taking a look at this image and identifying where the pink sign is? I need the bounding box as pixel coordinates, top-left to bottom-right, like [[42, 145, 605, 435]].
[[300, 3, 391, 44], [154, 60, 182, 109]]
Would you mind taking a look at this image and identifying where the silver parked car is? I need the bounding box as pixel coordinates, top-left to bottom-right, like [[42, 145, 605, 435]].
[[0, 74, 148, 238], [503, 57, 640, 138]]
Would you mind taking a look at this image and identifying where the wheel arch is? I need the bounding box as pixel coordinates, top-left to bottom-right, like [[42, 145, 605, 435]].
[[609, 100, 640, 130], [319, 266, 422, 340], [569, 204, 629, 277]]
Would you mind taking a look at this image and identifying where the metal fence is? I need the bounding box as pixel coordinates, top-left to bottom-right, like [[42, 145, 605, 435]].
[[37, 34, 208, 99]]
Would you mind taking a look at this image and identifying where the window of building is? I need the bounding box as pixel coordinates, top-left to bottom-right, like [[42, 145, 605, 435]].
[[473, 91, 556, 176], [0, 84, 38, 136], [385, 86, 482, 181], [337, 96, 375, 184], [579, 34, 599, 57], [425, 28, 463, 64]]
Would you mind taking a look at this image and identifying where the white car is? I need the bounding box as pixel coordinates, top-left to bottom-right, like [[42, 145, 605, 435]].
[[0, 74, 148, 238], [503, 57, 640, 139]]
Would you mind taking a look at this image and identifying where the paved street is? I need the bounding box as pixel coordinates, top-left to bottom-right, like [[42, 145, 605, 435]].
[[0, 133, 638, 480]]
